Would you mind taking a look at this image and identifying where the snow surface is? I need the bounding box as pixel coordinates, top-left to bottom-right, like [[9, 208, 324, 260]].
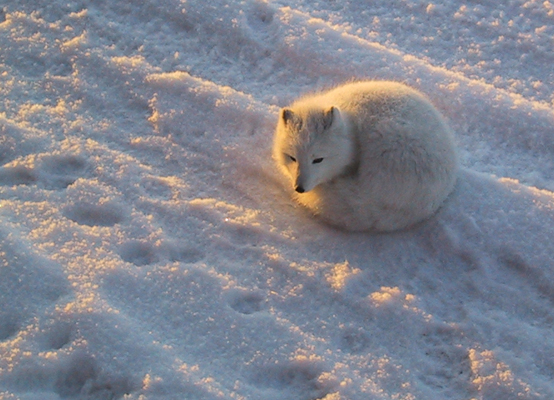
[[1, 0, 554, 399]]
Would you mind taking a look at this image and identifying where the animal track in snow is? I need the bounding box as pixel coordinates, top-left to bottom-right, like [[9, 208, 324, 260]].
[[0, 154, 89, 189], [168, 245, 205, 264], [227, 225, 262, 247], [53, 351, 136, 399], [497, 245, 554, 302], [6, 347, 136, 399], [420, 323, 472, 393], [54, 352, 98, 398], [338, 325, 370, 354], [227, 289, 265, 315], [49, 57, 73, 77], [38, 320, 73, 351], [250, 358, 333, 400], [64, 202, 124, 227], [0, 312, 20, 341], [120, 240, 158, 266], [223, 220, 270, 249], [140, 176, 174, 200], [0, 230, 70, 344], [247, 0, 275, 30], [0, 165, 37, 186], [39, 154, 88, 189], [119, 240, 205, 267]]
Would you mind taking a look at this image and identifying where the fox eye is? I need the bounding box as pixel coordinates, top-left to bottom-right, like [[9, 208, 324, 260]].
[[312, 158, 324, 164], [287, 155, 297, 162]]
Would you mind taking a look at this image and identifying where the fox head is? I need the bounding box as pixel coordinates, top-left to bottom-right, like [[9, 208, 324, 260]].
[[274, 105, 354, 193]]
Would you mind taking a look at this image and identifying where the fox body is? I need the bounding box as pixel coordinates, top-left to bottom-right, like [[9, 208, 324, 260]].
[[273, 81, 459, 232]]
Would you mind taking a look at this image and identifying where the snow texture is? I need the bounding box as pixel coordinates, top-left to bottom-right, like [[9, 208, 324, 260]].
[[0, 0, 553, 399]]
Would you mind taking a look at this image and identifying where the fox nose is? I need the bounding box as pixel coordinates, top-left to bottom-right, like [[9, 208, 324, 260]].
[[295, 185, 305, 193]]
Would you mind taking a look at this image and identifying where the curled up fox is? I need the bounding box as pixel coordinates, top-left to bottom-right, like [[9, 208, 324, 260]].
[[273, 81, 459, 232]]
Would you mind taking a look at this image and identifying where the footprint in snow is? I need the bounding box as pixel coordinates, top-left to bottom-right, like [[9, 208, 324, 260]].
[[250, 359, 334, 400], [226, 289, 265, 315], [168, 245, 205, 264], [120, 240, 205, 267], [338, 325, 370, 354], [8, 346, 135, 398], [0, 230, 70, 343], [52, 351, 136, 399], [420, 323, 472, 392], [120, 241, 159, 267], [38, 320, 74, 351], [247, 0, 275, 30], [64, 202, 125, 227], [497, 245, 554, 302], [0, 165, 37, 186], [40, 154, 89, 189], [226, 223, 264, 247], [0, 154, 89, 189], [0, 312, 20, 341], [140, 176, 174, 200]]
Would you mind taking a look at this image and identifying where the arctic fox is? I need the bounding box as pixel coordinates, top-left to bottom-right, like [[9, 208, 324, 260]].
[[273, 81, 459, 232]]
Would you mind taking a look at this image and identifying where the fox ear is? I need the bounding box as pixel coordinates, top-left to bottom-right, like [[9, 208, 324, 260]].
[[281, 108, 295, 125], [322, 106, 337, 130], [281, 108, 303, 130]]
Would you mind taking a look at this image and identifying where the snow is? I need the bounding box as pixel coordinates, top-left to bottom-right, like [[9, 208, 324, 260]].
[[0, 0, 553, 399]]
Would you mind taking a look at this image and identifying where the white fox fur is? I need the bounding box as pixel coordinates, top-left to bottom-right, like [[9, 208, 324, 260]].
[[273, 81, 459, 232]]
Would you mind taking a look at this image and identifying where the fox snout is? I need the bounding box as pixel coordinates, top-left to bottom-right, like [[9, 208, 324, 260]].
[[290, 157, 322, 194], [293, 162, 321, 193], [294, 171, 307, 193], [294, 173, 311, 193]]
